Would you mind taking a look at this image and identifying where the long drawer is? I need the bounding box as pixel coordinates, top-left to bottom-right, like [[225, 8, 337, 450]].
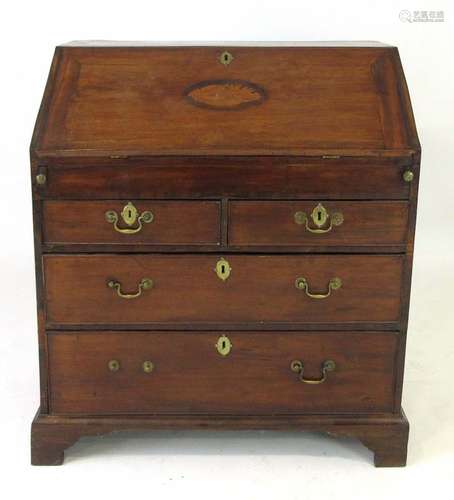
[[48, 331, 398, 415], [43, 254, 404, 326]]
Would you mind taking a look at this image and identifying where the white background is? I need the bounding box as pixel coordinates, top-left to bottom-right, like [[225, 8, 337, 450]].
[[1, 0, 453, 498]]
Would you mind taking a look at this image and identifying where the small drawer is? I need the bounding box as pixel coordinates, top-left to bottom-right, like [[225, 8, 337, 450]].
[[42, 200, 220, 246], [48, 331, 398, 415], [44, 254, 403, 326], [229, 201, 409, 247]]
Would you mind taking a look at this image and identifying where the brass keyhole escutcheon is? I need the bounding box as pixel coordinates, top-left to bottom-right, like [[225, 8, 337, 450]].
[[215, 257, 231, 281], [121, 202, 138, 226], [220, 51, 233, 66], [313, 203, 328, 228], [294, 203, 343, 234], [216, 335, 232, 356], [105, 201, 154, 234]]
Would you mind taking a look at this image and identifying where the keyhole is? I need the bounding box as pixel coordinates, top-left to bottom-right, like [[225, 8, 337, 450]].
[[216, 335, 231, 355], [317, 210, 322, 222], [128, 209, 132, 219], [215, 258, 231, 280], [220, 51, 233, 66]]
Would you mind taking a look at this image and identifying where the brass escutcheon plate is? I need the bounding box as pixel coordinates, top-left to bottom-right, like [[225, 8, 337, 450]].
[[215, 257, 231, 281], [216, 335, 232, 356], [311, 203, 329, 228], [121, 201, 138, 226], [220, 51, 234, 66]]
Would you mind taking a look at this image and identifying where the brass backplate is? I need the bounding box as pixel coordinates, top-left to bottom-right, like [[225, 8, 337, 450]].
[[216, 335, 232, 356], [215, 257, 231, 281]]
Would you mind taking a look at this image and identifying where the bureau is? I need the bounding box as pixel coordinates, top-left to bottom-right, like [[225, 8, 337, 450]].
[[30, 42, 420, 466]]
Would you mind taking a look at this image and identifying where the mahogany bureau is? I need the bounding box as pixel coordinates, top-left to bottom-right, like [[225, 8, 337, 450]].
[[30, 42, 420, 466]]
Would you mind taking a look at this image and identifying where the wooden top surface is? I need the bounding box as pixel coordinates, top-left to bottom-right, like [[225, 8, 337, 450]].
[[62, 41, 393, 47], [32, 44, 419, 158]]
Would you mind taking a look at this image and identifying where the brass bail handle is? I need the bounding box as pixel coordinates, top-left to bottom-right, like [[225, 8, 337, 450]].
[[105, 201, 153, 234], [294, 203, 343, 234], [295, 277, 342, 299], [290, 359, 336, 384], [107, 278, 153, 299]]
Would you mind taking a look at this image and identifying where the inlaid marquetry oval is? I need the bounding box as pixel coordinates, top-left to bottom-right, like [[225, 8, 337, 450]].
[[184, 79, 267, 111]]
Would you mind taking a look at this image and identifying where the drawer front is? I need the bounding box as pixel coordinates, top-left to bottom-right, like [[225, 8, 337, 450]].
[[38, 160, 411, 200], [48, 331, 398, 415], [43, 200, 220, 245], [44, 254, 403, 325], [229, 201, 409, 247]]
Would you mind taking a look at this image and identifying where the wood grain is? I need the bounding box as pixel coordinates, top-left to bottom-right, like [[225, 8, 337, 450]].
[[32, 46, 418, 157], [30, 43, 419, 466], [43, 254, 404, 325], [47, 331, 398, 415], [37, 159, 411, 200], [229, 201, 409, 246], [31, 410, 409, 466], [43, 200, 220, 245]]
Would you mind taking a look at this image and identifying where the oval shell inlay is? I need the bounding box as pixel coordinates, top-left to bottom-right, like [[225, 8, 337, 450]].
[[184, 79, 266, 111]]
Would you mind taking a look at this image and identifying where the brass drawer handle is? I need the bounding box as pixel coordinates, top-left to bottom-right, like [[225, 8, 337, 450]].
[[295, 277, 342, 299], [290, 359, 336, 384], [294, 203, 343, 234], [105, 201, 153, 234], [107, 278, 153, 299]]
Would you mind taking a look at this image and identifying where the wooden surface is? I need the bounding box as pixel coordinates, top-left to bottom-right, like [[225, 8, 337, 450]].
[[30, 43, 420, 466], [43, 254, 403, 325], [229, 201, 409, 247], [31, 45, 418, 157], [31, 410, 409, 467], [48, 331, 397, 415], [43, 200, 220, 245], [62, 41, 395, 47], [35, 158, 412, 200]]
